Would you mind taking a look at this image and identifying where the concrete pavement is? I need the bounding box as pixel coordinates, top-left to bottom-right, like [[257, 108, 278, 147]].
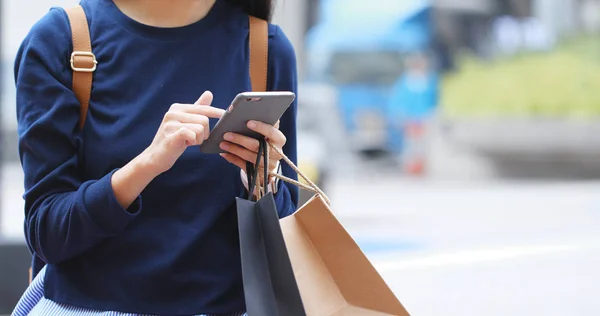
[[327, 174, 600, 316], [0, 163, 25, 240]]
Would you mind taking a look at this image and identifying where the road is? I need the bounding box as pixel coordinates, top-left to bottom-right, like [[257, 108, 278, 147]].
[[327, 174, 600, 316], [3, 163, 600, 315]]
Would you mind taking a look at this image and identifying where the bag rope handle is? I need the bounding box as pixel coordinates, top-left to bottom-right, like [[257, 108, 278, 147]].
[[267, 143, 331, 205]]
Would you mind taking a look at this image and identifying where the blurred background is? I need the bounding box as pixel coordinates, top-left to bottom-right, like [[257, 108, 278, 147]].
[[2, 0, 600, 315]]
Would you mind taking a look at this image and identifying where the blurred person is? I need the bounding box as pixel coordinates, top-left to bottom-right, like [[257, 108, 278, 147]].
[[386, 52, 439, 175], [11, 0, 299, 315]]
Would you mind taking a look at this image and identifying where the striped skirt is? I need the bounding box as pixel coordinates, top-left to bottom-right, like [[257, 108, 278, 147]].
[[11, 266, 246, 316]]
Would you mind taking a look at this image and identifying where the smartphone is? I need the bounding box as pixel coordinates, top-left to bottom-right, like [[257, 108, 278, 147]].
[[200, 91, 296, 154]]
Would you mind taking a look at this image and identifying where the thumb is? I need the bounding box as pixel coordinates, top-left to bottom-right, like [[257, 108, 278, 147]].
[[195, 90, 213, 106]]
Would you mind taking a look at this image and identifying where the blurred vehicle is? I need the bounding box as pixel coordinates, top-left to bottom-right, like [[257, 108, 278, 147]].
[[304, 0, 436, 158]]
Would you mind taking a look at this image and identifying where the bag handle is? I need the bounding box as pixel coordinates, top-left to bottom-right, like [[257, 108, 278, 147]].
[[268, 143, 331, 205], [246, 139, 269, 201]]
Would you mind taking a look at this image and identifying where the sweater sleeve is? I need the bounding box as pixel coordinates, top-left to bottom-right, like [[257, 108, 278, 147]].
[[14, 8, 142, 265], [268, 25, 299, 218]]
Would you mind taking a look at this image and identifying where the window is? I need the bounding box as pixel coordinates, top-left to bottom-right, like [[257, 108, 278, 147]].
[[327, 50, 406, 86]]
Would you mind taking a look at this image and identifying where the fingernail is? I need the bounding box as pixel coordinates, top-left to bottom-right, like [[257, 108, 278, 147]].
[[248, 121, 257, 128], [220, 142, 229, 150], [224, 133, 233, 141]]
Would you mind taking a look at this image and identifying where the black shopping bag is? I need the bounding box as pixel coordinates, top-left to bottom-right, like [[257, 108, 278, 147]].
[[236, 139, 306, 316]]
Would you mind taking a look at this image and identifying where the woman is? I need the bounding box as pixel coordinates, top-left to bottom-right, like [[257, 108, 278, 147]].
[[12, 0, 299, 315]]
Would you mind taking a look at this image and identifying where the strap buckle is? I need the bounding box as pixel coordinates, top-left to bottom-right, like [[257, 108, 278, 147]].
[[70, 51, 97, 72]]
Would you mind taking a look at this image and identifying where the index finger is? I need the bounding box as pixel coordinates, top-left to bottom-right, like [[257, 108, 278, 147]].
[[194, 106, 226, 119], [177, 104, 225, 119]]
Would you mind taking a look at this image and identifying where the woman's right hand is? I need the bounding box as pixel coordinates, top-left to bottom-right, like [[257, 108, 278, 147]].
[[112, 91, 224, 210], [143, 90, 225, 175]]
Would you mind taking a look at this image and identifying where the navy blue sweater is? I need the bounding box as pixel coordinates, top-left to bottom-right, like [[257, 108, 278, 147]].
[[14, 0, 299, 314]]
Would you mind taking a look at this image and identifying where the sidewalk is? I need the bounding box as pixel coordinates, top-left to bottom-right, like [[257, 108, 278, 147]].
[[1, 163, 25, 240]]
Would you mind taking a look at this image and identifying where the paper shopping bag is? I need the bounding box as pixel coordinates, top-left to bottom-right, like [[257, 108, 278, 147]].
[[270, 145, 410, 316], [236, 139, 306, 316]]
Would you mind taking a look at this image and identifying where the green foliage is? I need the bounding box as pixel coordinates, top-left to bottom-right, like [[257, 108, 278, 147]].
[[441, 36, 600, 119]]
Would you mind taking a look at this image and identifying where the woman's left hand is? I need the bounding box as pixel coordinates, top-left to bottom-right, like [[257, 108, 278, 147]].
[[219, 120, 285, 183]]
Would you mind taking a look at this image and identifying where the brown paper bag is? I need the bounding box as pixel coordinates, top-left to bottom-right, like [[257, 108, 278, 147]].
[[271, 145, 410, 316]]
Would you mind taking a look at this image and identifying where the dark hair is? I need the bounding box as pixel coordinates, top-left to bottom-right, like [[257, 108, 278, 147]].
[[225, 0, 275, 21]]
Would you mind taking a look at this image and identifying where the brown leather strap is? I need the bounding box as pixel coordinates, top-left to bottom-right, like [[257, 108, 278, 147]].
[[65, 5, 96, 130], [249, 16, 268, 92], [27, 6, 95, 284]]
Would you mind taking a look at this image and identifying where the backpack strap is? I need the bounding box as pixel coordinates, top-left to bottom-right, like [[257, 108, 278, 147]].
[[28, 6, 94, 284], [248, 16, 269, 92], [65, 5, 96, 130]]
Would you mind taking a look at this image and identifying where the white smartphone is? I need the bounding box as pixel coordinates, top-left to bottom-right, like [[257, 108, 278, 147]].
[[200, 91, 295, 154]]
